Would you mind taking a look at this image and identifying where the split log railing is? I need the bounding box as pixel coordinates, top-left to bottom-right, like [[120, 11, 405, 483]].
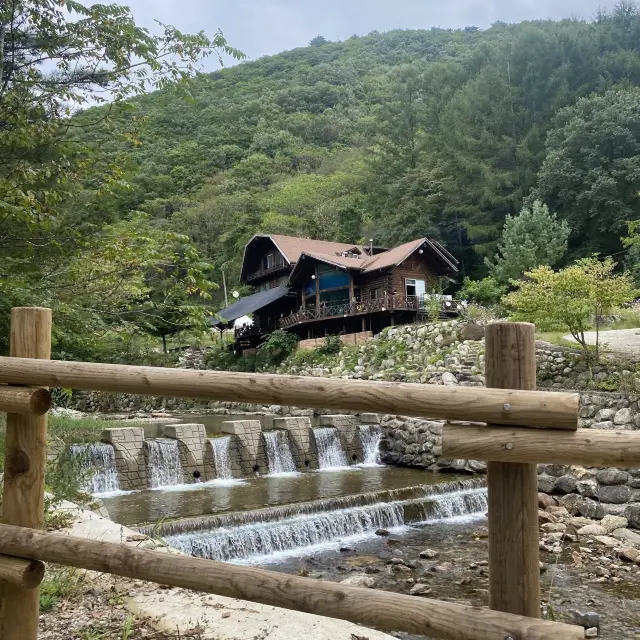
[[2, 306, 636, 639]]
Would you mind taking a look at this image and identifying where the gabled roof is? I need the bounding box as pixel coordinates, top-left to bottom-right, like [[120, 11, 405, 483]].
[[297, 251, 366, 270], [257, 234, 364, 265], [361, 238, 426, 272]]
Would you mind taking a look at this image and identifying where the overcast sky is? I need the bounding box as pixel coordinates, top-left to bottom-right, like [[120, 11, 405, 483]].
[[122, 0, 620, 70]]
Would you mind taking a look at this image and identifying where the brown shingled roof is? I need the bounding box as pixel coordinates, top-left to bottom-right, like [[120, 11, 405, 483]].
[[361, 238, 426, 272], [269, 234, 364, 264]]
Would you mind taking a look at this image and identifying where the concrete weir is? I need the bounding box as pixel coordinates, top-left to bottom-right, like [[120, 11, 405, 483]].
[[100, 427, 146, 491], [273, 417, 318, 470], [163, 423, 207, 480], [219, 420, 268, 476]]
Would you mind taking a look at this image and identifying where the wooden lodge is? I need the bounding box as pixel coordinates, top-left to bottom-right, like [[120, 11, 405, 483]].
[[215, 234, 459, 348]]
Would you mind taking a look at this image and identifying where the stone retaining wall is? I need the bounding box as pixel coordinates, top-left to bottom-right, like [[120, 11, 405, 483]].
[[296, 331, 373, 351]]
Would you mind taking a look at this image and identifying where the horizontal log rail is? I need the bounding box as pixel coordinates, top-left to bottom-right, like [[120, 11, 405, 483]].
[[0, 524, 584, 640], [443, 424, 640, 466], [0, 357, 578, 429], [0, 386, 50, 416], [0, 555, 44, 589]]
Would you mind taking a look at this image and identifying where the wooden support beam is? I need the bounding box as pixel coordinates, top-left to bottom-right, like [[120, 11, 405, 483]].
[[0, 386, 51, 416], [0, 357, 578, 429], [0, 524, 583, 640], [485, 322, 541, 619], [443, 424, 640, 467], [0, 556, 45, 589], [0, 307, 52, 640]]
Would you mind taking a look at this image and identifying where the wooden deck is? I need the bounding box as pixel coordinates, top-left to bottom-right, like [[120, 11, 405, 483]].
[[280, 295, 419, 328]]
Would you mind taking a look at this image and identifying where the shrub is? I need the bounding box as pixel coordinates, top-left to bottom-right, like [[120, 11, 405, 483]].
[[316, 335, 342, 356], [458, 276, 506, 307], [256, 329, 298, 367]]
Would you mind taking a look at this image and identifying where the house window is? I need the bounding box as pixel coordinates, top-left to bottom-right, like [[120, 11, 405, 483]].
[[370, 288, 380, 300], [266, 254, 275, 269], [405, 278, 426, 300]]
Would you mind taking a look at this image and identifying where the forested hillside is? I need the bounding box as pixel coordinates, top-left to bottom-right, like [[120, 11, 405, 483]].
[[84, 2, 640, 295], [3, 1, 640, 360]]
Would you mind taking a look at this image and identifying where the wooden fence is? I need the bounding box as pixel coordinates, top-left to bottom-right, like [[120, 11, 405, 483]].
[[2, 307, 635, 639]]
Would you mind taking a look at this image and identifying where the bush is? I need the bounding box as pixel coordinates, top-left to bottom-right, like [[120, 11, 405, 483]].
[[315, 335, 342, 356], [458, 277, 506, 307], [256, 329, 298, 367]]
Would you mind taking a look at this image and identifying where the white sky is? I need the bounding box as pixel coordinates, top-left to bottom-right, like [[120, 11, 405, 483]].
[[117, 0, 621, 69]]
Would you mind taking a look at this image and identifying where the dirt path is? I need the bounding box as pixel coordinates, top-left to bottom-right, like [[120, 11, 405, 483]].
[[564, 328, 640, 355]]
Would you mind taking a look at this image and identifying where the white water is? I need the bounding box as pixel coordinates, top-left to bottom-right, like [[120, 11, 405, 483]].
[[210, 436, 234, 480], [167, 502, 405, 563], [166, 487, 488, 564], [313, 427, 349, 469], [69, 443, 120, 494], [263, 430, 297, 475], [418, 489, 488, 524], [146, 439, 184, 488], [359, 424, 382, 466]]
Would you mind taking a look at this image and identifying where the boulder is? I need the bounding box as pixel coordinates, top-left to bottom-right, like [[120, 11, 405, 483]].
[[460, 323, 485, 341], [577, 480, 598, 498], [409, 584, 433, 596], [537, 475, 556, 494], [596, 468, 629, 486], [593, 535, 620, 547], [613, 407, 633, 425], [554, 475, 577, 494], [538, 493, 558, 509], [596, 484, 631, 505], [419, 549, 438, 559], [544, 464, 569, 477], [560, 495, 604, 519], [624, 504, 640, 529], [577, 524, 607, 536], [572, 611, 600, 629], [441, 372, 458, 386], [340, 575, 376, 588], [600, 514, 628, 533], [613, 527, 640, 545]]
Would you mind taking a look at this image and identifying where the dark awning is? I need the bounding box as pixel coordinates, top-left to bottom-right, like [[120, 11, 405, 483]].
[[209, 285, 290, 326]]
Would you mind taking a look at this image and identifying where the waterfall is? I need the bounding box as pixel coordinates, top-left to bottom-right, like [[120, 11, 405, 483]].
[[263, 430, 297, 475], [313, 427, 348, 469], [69, 443, 120, 494], [145, 439, 184, 488], [359, 424, 382, 466], [210, 436, 233, 480], [161, 481, 488, 564], [167, 502, 405, 564]]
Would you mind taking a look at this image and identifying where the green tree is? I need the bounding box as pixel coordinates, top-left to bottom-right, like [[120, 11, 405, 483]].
[[486, 200, 570, 284], [505, 257, 636, 359], [458, 277, 506, 307], [530, 88, 640, 256]]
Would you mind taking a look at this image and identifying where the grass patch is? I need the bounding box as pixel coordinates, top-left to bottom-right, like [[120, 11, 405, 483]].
[[39, 565, 85, 611], [536, 331, 580, 348]]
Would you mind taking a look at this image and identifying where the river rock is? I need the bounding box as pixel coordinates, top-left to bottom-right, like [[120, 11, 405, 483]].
[[600, 515, 628, 533], [624, 504, 640, 529], [572, 611, 600, 629], [409, 584, 433, 596], [618, 547, 640, 563], [540, 522, 566, 533], [596, 468, 629, 486], [537, 475, 556, 494], [577, 524, 607, 536], [554, 475, 577, 494], [340, 575, 376, 588], [577, 480, 598, 498], [585, 628, 598, 638], [613, 527, 640, 545], [538, 493, 557, 509], [375, 529, 390, 536], [441, 372, 458, 385], [593, 535, 620, 547], [419, 549, 438, 559], [597, 484, 631, 504], [614, 408, 633, 425]]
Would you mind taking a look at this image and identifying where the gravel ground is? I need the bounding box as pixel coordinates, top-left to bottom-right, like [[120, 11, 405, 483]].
[[565, 328, 640, 355]]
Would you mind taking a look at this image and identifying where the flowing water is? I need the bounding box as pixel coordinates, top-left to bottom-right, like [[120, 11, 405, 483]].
[[263, 430, 297, 475], [163, 479, 487, 564], [145, 439, 184, 488], [313, 427, 349, 469], [69, 443, 120, 494], [210, 436, 233, 480], [359, 424, 382, 465]]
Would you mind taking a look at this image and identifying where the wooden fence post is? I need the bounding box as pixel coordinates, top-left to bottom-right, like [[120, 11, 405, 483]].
[[485, 322, 541, 618], [0, 307, 52, 640]]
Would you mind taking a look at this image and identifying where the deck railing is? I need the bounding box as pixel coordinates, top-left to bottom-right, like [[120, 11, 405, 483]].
[[245, 262, 289, 283], [0, 307, 620, 640]]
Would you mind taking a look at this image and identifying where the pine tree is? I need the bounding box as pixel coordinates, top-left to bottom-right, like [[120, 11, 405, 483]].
[[486, 200, 570, 284]]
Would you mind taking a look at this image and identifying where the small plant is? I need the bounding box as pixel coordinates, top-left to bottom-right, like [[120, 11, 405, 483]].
[[316, 335, 342, 356], [257, 329, 298, 367], [39, 565, 84, 611]]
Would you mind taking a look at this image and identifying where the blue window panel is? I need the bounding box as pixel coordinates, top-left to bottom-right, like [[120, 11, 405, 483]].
[[303, 280, 316, 297], [319, 270, 350, 290]]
